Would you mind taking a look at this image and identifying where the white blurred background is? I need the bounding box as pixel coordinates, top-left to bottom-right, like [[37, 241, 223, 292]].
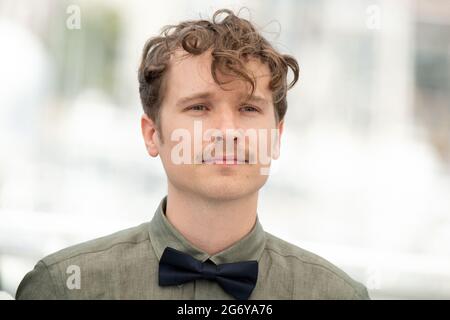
[[0, 0, 449, 299]]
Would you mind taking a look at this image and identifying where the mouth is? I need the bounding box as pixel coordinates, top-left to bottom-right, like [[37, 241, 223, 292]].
[[202, 156, 248, 165]]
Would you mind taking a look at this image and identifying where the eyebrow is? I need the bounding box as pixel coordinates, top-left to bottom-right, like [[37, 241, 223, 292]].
[[175, 91, 270, 108], [175, 92, 214, 108]]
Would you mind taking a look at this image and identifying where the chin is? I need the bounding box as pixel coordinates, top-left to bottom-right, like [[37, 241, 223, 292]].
[[168, 168, 269, 200]]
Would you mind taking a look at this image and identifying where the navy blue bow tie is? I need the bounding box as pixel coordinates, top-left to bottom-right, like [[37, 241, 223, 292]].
[[158, 246, 258, 300]]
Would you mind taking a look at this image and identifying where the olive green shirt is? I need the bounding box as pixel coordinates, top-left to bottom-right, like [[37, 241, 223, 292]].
[[16, 195, 370, 300]]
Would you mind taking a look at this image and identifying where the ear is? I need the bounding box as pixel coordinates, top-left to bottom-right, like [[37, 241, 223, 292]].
[[141, 113, 160, 157], [272, 119, 284, 160]]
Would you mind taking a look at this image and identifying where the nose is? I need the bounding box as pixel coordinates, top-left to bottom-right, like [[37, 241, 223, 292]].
[[217, 106, 237, 130], [203, 105, 248, 162], [212, 107, 240, 143]]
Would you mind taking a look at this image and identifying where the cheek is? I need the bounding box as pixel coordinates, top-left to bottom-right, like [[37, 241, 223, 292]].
[[243, 128, 279, 162]]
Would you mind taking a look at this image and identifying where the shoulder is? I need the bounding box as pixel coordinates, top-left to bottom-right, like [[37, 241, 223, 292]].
[[41, 222, 151, 267], [263, 231, 370, 299], [16, 222, 152, 299]]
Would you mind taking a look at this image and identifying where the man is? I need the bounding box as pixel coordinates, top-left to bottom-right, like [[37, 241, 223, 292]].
[[16, 9, 370, 300]]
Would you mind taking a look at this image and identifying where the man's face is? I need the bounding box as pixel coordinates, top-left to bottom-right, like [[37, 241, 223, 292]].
[[141, 49, 284, 201]]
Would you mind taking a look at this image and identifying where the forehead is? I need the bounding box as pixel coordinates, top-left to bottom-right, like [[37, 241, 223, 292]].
[[164, 49, 273, 103]]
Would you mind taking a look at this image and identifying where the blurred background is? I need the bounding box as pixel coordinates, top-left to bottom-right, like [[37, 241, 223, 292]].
[[0, 0, 449, 299]]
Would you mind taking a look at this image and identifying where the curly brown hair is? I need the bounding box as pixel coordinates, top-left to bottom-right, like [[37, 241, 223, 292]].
[[138, 8, 299, 141]]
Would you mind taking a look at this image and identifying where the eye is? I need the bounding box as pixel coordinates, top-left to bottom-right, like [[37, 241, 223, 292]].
[[187, 104, 208, 111], [240, 105, 259, 113]]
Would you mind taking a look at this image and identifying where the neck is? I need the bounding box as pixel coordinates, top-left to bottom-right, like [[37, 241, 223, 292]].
[[165, 183, 259, 256]]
